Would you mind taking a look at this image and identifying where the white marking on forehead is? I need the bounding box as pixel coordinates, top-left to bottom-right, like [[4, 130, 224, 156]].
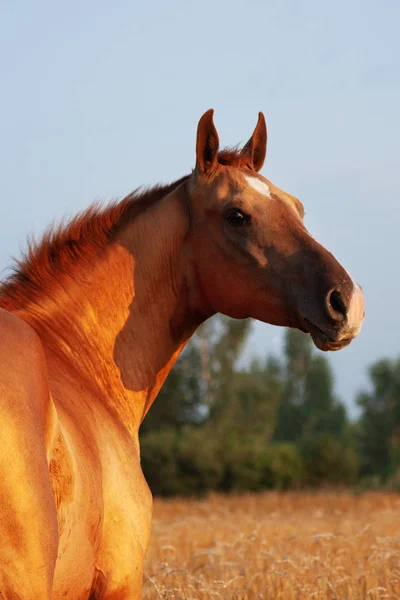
[[244, 175, 271, 198]]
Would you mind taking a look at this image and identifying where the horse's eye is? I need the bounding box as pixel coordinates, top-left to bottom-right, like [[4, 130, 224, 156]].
[[226, 209, 251, 228]]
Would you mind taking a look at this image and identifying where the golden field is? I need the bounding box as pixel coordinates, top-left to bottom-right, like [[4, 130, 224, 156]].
[[143, 492, 400, 599]]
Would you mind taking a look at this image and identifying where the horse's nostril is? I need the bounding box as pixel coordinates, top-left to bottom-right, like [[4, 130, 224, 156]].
[[327, 289, 347, 322]]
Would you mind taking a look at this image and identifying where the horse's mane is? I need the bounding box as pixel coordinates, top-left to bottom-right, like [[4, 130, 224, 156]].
[[0, 177, 189, 312], [0, 149, 248, 312]]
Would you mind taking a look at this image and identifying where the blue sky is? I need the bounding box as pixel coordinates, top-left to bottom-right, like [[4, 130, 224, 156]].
[[1, 1, 399, 414]]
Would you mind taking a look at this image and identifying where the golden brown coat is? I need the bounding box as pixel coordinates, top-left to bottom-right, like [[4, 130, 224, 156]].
[[0, 110, 364, 598]]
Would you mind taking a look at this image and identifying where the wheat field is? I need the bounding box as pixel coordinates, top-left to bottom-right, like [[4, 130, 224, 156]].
[[143, 492, 400, 599]]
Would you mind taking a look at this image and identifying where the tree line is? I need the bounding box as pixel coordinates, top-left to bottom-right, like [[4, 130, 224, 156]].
[[140, 317, 400, 496]]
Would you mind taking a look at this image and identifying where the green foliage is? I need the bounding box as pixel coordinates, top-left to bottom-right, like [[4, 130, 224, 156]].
[[175, 426, 223, 495], [262, 443, 304, 489], [141, 341, 205, 434], [140, 317, 400, 496], [140, 425, 224, 497], [274, 330, 348, 444], [274, 330, 312, 442], [357, 358, 400, 481], [140, 428, 181, 496], [300, 433, 359, 486], [219, 436, 265, 492]]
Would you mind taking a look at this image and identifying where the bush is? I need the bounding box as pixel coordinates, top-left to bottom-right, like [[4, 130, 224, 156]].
[[219, 438, 304, 492], [262, 443, 304, 489], [140, 428, 181, 496], [175, 427, 224, 495], [219, 436, 266, 492], [141, 429, 359, 496], [300, 433, 359, 486], [141, 426, 224, 496]]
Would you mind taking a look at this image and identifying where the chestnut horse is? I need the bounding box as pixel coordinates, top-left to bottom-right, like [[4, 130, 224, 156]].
[[0, 110, 364, 599]]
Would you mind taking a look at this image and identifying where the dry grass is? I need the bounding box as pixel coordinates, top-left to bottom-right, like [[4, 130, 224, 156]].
[[143, 492, 400, 599]]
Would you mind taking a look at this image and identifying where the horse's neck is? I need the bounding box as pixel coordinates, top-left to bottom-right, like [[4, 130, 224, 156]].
[[38, 187, 204, 433]]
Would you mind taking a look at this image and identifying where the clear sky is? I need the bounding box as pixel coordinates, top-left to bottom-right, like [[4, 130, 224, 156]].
[[1, 1, 399, 414]]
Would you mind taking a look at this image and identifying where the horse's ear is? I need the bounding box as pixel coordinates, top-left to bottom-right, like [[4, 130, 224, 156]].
[[196, 109, 220, 175], [242, 112, 267, 172]]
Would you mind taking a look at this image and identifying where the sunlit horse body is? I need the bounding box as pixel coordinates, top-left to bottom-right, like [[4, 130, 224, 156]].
[[0, 110, 364, 599]]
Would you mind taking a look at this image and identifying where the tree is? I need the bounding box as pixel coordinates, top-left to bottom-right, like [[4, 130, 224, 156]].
[[213, 356, 282, 439], [140, 321, 358, 496], [140, 338, 205, 434], [302, 355, 346, 438], [141, 316, 253, 434], [300, 433, 359, 486], [273, 329, 312, 441], [357, 358, 400, 480], [207, 316, 253, 421], [274, 329, 347, 443]]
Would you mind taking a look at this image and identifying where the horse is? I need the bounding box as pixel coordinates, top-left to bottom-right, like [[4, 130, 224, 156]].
[[0, 109, 364, 599]]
